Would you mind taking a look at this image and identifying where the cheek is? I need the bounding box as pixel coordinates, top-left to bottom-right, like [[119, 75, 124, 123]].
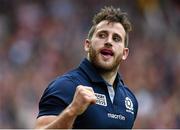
[[91, 41, 103, 50], [115, 45, 124, 54], [92, 37, 105, 45]]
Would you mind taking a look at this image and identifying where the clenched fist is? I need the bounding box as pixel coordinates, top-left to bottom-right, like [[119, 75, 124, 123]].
[[68, 85, 97, 116]]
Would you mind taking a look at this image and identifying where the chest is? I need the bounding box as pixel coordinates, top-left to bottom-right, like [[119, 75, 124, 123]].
[[73, 83, 135, 129]]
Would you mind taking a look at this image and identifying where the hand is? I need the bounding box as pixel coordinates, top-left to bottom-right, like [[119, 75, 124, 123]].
[[68, 85, 96, 116]]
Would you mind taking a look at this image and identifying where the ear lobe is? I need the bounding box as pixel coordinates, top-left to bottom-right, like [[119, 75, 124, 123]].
[[122, 48, 129, 60], [84, 39, 91, 52]]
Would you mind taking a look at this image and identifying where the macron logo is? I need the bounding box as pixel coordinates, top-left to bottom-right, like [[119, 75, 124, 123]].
[[107, 113, 126, 120]]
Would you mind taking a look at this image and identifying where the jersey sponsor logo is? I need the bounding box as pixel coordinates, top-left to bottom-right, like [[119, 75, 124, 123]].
[[95, 93, 107, 106], [107, 113, 126, 120], [125, 97, 134, 114]]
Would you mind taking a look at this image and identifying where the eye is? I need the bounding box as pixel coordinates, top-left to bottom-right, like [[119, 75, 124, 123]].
[[113, 34, 122, 42], [98, 32, 107, 39]]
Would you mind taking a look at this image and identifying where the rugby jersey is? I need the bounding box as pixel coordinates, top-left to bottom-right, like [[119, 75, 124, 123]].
[[38, 58, 138, 129]]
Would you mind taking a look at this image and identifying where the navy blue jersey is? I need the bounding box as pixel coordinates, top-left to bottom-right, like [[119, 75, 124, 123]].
[[38, 58, 138, 129]]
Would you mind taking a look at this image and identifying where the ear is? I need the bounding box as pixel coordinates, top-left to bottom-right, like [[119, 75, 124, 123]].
[[122, 48, 129, 60], [84, 39, 91, 52]]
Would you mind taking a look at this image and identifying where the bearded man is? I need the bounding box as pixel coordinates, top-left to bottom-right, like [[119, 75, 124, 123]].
[[35, 6, 138, 129]]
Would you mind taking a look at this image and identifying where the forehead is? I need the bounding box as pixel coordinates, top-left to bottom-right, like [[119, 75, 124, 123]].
[[94, 20, 126, 38]]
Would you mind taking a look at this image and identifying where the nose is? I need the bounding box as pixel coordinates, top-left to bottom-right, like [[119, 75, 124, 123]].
[[104, 42, 112, 47], [104, 36, 112, 47]]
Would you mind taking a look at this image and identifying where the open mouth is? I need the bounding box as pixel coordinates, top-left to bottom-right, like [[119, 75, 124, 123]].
[[100, 49, 114, 56]]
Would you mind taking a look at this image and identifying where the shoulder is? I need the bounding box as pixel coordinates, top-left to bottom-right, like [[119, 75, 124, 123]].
[[42, 70, 80, 104], [47, 68, 82, 91]]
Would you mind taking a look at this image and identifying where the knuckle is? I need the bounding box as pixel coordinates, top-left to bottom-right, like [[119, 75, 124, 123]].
[[84, 96, 91, 102], [79, 90, 85, 95], [76, 85, 83, 91]]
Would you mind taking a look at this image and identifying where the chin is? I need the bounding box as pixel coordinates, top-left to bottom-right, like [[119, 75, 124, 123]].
[[94, 59, 118, 71]]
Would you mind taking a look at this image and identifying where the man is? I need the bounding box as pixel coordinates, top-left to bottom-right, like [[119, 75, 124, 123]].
[[35, 6, 138, 129]]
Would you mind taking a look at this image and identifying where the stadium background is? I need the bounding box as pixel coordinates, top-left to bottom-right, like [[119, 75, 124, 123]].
[[0, 0, 179, 128]]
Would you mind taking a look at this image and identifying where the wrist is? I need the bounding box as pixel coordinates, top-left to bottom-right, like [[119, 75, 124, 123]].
[[66, 104, 79, 117]]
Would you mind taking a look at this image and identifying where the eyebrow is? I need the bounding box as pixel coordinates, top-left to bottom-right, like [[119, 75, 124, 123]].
[[97, 29, 123, 37], [114, 33, 122, 38], [97, 30, 108, 34]]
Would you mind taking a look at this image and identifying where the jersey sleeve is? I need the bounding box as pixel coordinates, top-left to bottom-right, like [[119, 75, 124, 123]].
[[37, 76, 77, 118]]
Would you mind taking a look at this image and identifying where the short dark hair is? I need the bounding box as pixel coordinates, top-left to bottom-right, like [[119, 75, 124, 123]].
[[87, 6, 132, 47]]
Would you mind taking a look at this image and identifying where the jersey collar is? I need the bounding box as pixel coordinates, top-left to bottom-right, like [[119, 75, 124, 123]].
[[79, 58, 124, 86], [79, 58, 104, 83]]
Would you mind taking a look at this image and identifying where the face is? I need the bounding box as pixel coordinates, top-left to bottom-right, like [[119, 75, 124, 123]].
[[84, 20, 129, 72]]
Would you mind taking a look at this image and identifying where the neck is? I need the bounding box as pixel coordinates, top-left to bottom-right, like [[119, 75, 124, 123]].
[[86, 56, 119, 86], [100, 68, 118, 86]]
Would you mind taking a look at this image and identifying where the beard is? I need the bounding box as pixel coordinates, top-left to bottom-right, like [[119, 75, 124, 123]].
[[89, 46, 121, 73]]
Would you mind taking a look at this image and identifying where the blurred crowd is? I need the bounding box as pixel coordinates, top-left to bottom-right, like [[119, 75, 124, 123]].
[[0, 0, 179, 128]]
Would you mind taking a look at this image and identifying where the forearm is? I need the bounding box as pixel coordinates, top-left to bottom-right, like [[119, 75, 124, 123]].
[[36, 85, 96, 129], [42, 106, 77, 129]]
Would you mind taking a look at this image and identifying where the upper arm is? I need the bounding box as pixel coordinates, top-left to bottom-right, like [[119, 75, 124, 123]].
[[36, 76, 78, 128], [35, 115, 57, 129], [38, 77, 77, 117]]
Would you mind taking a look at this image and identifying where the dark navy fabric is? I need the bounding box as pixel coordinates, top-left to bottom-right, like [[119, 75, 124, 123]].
[[38, 58, 138, 129]]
